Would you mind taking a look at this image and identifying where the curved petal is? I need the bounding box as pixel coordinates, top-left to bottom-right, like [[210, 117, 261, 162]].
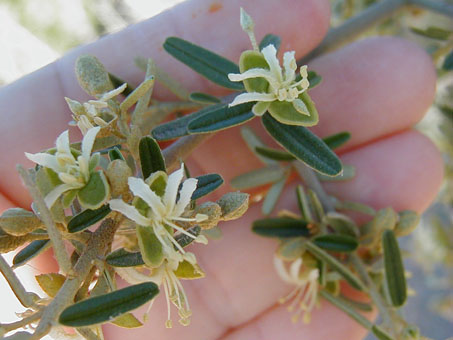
[[81, 126, 100, 161], [25, 152, 60, 172], [128, 177, 165, 217], [273, 256, 293, 284], [109, 198, 151, 226], [163, 164, 184, 215], [283, 51, 296, 83], [261, 44, 283, 83], [173, 178, 197, 217], [44, 183, 75, 208], [55, 130, 71, 155], [289, 257, 303, 281], [228, 68, 275, 83], [229, 92, 276, 107]]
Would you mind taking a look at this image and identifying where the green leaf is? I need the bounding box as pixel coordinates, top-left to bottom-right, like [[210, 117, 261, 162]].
[[77, 171, 110, 210], [255, 146, 296, 161], [262, 174, 287, 215], [267, 92, 319, 126], [151, 104, 223, 141], [68, 205, 111, 233], [259, 34, 281, 51], [372, 325, 395, 340], [307, 70, 322, 89], [174, 260, 205, 280], [322, 132, 351, 150], [111, 313, 143, 328], [296, 185, 313, 222], [231, 165, 285, 190], [305, 242, 366, 291], [105, 248, 145, 267], [36, 273, 66, 298], [317, 164, 355, 182], [189, 92, 221, 104], [324, 212, 359, 237], [191, 174, 224, 200], [252, 217, 310, 238], [262, 113, 342, 176], [442, 50, 453, 70], [410, 26, 452, 40], [312, 234, 359, 252], [163, 37, 243, 90], [175, 226, 201, 248], [139, 136, 166, 180], [277, 238, 306, 260], [59, 282, 159, 327], [382, 229, 407, 307], [136, 225, 164, 268], [13, 240, 50, 268], [187, 103, 254, 134], [239, 50, 269, 93], [108, 147, 125, 161], [240, 126, 277, 165]]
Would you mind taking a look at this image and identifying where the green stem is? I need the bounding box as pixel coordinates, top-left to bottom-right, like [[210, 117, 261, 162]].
[[17, 165, 72, 275], [30, 218, 120, 340], [0, 255, 38, 308], [0, 310, 43, 334]]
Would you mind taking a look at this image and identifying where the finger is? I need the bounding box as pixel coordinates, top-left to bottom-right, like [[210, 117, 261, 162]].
[[0, 0, 331, 208], [189, 37, 436, 188], [104, 130, 442, 340]]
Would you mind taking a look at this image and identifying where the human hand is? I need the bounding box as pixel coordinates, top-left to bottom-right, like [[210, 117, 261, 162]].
[[0, 0, 443, 339]]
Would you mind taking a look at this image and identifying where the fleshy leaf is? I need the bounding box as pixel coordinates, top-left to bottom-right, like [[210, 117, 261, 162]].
[[77, 171, 110, 209], [174, 260, 205, 280], [187, 103, 254, 134], [239, 50, 269, 93], [59, 282, 159, 327], [68, 204, 111, 233], [139, 136, 166, 180], [163, 37, 244, 90], [262, 113, 342, 176], [382, 229, 407, 307], [13, 240, 50, 268], [191, 174, 224, 200], [136, 225, 164, 268], [252, 217, 310, 238], [267, 92, 318, 126], [312, 234, 359, 252], [108, 147, 125, 161], [105, 248, 145, 267]]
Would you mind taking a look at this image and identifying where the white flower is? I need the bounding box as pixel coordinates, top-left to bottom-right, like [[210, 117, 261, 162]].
[[66, 83, 127, 135], [274, 256, 319, 324], [109, 164, 207, 263], [25, 127, 101, 208], [228, 44, 310, 116], [116, 259, 193, 328]]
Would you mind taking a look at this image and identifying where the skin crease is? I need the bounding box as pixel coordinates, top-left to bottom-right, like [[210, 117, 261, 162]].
[[0, 1, 444, 340]]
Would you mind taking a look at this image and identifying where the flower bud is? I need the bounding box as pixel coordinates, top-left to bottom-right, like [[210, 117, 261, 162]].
[[106, 160, 132, 198]]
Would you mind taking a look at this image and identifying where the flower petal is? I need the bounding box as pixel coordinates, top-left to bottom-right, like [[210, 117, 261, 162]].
[[109, 199, 151, 226], [173, 178, 197, 217], [229, 92, 276, 107], [25, 152, 60, 172], [81, 126, 100, 162], [273, 256, 293, 283], [261, 44, 283, 83], [283, 51, 297, 84], [252, 101, 270, 116], [228, 68, 275, 84], [163, 164, 184, 215], [290, 257, 303, 281], [128, 177, 165, 217], [55, 130, 71, 155]]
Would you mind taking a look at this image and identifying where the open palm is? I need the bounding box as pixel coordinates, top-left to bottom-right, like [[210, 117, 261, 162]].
[[0, 1, 443, 339]]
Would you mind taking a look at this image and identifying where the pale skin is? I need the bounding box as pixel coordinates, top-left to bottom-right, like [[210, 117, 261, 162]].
[[0, 0, 445, 339]]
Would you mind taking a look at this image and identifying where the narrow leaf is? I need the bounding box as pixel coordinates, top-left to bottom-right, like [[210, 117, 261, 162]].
[[296, 185, 313, 222], [262, 174, 287, 215], [323, 132, 351, 150], [164, 37, 244, 90], [151, 104, 222, 141], [410, 26, 452, 40], [13, 239, 50, 268], [189, 174, 224, 200], [312, 234, 359, 252], [307, 71, 322, 89], [68, 205, 111, 233], [108, 147, 125, 161], [372, 325, 395, 340], [111, 313, 143, 328], [262, 113, 342, 176], [231, 165, 285, 190], [259, 34, 281, 51], [187, 103, 254, 134], [306, 242, 366, 291], [442, 50, 453, 70], [139, 136, 166, 179], [105, 248, 145, 267], [317, 164, 355, 182], [240, 126, 276, 165], [189, 92, 221, 104], [382, 229, 407, 307], [59, 282, 159, 327], [252, 217, 310, 238], [255, 146, 296, 161]]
